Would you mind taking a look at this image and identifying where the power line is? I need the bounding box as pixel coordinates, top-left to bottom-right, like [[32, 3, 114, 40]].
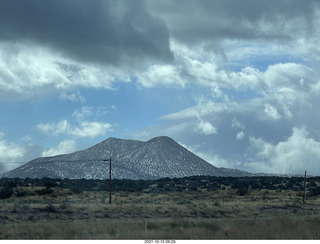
[[306, 171, 320, 177], [35, 159, 107, 163]]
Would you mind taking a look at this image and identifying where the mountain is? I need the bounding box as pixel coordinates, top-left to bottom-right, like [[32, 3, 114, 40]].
[[2, 136, 252, 180]]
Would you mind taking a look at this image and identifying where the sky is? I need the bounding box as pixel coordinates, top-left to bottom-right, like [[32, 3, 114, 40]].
[[1, 0, 320, 176]]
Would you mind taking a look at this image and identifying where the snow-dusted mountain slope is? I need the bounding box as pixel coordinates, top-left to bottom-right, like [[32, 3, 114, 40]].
[[3, 136, 252, 179]]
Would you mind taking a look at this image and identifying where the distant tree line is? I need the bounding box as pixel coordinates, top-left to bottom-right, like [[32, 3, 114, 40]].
[[1, 175, 320, 199]]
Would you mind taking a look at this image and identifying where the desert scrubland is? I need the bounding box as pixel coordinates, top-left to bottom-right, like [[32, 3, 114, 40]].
[[1, 176, 320, 239]]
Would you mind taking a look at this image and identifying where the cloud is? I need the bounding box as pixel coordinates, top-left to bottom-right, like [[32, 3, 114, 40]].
[[59, 91, 86, 103], [264, 104, 281, 120], [37, 120, 112, 138], [146, 0, 320, 92], [1, 0, 320, 177], [231, 119, 245, 130], [148, 0, 319, 44], [196, 119, 217, 136], [248, 127, 320, 175], [0, 0, 172, 66], [0, 132, 41, 174], [0, 138, 26, 162], [72, 107, 95, 121], [135, 36, 315, 92], [138, 64, 185, 88], [178, 141, 241, 169], [0, 42, 120, 100], [1, 1, 317, 102], [36, 106, 113, 139], [42, 140, 77, 157], [236, 131, 245, 140], [130, 53, 320, 174], [161, 100, 230, 121], [72, 106, 114, 122], [0, 0, 174, 101]]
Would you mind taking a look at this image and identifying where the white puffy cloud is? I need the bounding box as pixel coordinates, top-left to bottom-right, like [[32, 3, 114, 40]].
[[0, 132, 33, 174], [196, 119, 217, 135], [42, 140, 77, 157], [264, 104, 281, 120], [236, 131, 245, 140], [248, 127, 320, 175], [36, 106, 112, 139], [0, 41, 130, 101], [0, 138, 26, 162], [218, 62, 313, 95], [134, 36, 315, 95], [231, 119, 246, 130], [137, 64, 185, 88], [132, 54, 320, 174], [37, 120, 112, 138], [76, 122, 112, 138], [0, 42, 66, 99]]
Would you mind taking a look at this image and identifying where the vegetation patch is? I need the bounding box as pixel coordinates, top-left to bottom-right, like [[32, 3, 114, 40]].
[[0, 176, 320, 239]]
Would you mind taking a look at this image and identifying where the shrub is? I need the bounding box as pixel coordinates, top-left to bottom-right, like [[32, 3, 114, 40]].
[[70, 187, 83, 194], [45, 204, 58, 213], [59, 202, 70, 210], [15, 188, 28, 197], [214, 201, 220, 207], [250, 181, 261, 190], [237, 187, 248, 196], [36, 187, 54, 195], [307, 187, 320, 197], [0, 186, 13, 199], [44, 181, 58, 188]]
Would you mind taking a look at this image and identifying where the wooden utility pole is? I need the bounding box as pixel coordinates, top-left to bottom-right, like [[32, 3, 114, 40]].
[[303, 170, 307, 204], [103, 157, 112, 204], [109, 157, 111, 204]]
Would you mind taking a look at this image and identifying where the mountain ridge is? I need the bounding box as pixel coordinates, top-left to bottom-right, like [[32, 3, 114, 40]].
[[2, 136, 252, 179]]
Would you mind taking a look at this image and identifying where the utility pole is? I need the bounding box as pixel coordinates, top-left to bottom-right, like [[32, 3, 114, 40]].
[[303, 170, 307, 204], [103, 157, 112, 204]]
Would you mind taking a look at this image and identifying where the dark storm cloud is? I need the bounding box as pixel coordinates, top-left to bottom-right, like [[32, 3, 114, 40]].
[[0, 0, 172, 66], [148, 0, 319, 43]]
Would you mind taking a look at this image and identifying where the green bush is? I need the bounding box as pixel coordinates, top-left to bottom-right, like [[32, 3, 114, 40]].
[[237, 187, 248, 196], [70, 187, 83, 194], [0, 186, 13, 199], [307, 187, 320, 197], [15, 188, 28, 197], [36, 187, 54, 195], [45, 204, 58, 213]]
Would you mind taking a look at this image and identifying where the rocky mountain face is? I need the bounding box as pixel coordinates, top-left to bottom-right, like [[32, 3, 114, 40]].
[[2, 136, 251, 180]]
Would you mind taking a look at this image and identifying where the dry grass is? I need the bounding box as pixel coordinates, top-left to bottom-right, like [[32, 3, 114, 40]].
[[1, 186, 320, 239], [1, 216, 320, 239]]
